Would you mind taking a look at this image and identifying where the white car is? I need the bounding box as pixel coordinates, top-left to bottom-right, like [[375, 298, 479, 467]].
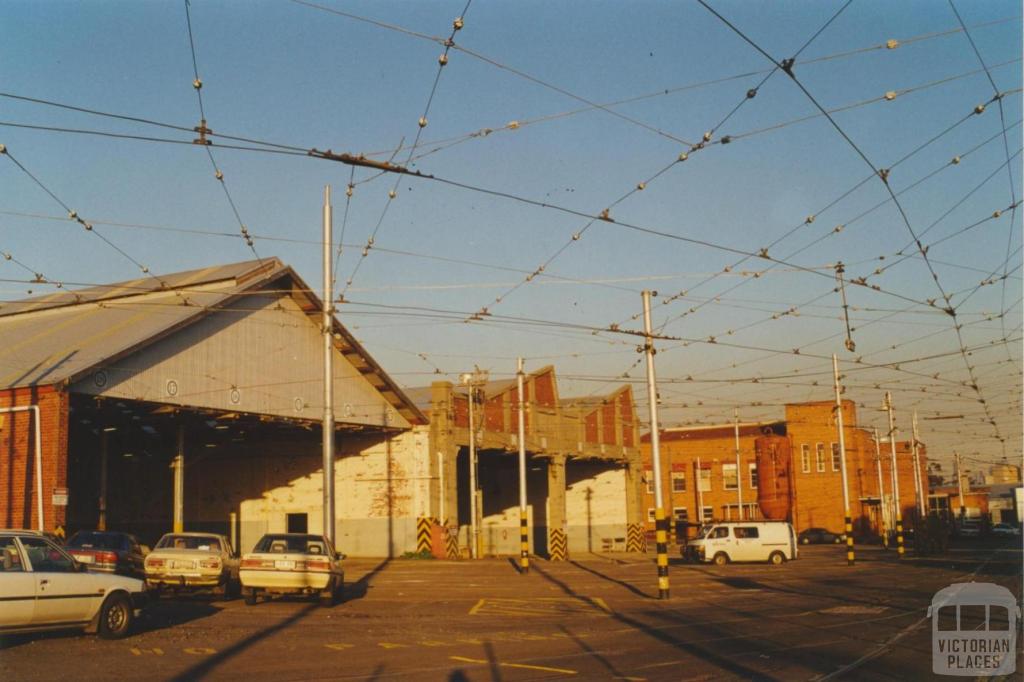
[[239, 533, 344, 606], [0, 529, 146, 639], [144, 532, 239, 598]]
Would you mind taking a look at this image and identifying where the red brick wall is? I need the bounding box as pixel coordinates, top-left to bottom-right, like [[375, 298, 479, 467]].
[[601, 403, 616, 445], [619, 396, 634, 447], [0, 384, 69, 532]]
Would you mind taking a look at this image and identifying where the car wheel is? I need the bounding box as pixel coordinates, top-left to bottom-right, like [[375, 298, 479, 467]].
[[243, 588, 258, 606], [833, 536, 842, 544], [98, 593, 133, 640], [769, 551, 785, 566], [800, 537, 809, 545], [712, 552, 729, 566]]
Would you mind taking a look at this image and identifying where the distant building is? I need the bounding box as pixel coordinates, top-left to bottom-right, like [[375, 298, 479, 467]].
[[984, 462, 1022, 485], [641, 400, 927, 537]]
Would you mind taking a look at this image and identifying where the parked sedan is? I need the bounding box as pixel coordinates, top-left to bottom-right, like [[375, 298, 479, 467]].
[[239, 533, 344, 606], [991, 523, 1020, 537], [0, 529, 146, 639], [66, 530, 146, 578], [798, 527, 843, 545], [144, 532, 239, 598]]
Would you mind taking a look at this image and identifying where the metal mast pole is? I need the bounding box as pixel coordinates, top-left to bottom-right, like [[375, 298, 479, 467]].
[[642, 291, 669, 599], [322, 185, 336, 544], [911, 411, 925, 517], [696, 457, 704, 523], [734, 407, 743, 520], [955, 451, 966, 520], [468, 383, 478, 558], [833, 354, 854, 566], [517, 357, 529, 573], [873, 428, 888, 549], [885, 392, 904, 557]]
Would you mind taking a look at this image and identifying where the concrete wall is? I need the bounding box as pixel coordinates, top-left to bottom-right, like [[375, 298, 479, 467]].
[[565, 461, 627, 553]]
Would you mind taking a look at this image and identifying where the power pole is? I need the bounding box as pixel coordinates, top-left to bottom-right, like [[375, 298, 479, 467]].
[[734, 407, 743, 520], [642, 291, 669, 599], [911, 411, 925, 518], [884, 392, 904, 557], [955, 451, 966, 521], [873, 428, 888, 549], [461, 367, 489, 558], [833, 354, 854, 566], [696, 457, 705, 524], [517, 357, 529, 573], [322, 185, 336, 544]]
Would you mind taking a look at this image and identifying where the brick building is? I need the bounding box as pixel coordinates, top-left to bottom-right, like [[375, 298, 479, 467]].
[[641, 400, 928, 538]]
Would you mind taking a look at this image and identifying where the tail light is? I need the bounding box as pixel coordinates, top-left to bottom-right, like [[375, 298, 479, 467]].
[[97, 551, 118, 564], [199, 558, 221, 569], [304, 559, 331, 572], [146, 557, 165, 569], [240, 558, 274, 569]]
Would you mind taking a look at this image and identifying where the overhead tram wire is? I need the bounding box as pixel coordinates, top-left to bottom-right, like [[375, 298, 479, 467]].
[[698, 0, 1008, 441], [947, 0, 1021, 373], [339, 1, 474, 298], [0, 148, 189, 303], [183, 0, 262, 265]]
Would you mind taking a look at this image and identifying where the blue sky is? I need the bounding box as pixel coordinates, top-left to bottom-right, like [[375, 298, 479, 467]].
[[0, 0, 1020, 472]]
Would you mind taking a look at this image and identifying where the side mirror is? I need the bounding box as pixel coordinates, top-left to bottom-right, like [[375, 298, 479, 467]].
[[140, 545, 151, 557]]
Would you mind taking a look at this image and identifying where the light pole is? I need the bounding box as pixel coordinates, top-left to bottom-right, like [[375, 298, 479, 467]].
[[516, 357, 529, 573], [460, 367, 489, 558], [832, 355, 853, 565], [883, 392, 904, 557], [642, 290, 669, 599]]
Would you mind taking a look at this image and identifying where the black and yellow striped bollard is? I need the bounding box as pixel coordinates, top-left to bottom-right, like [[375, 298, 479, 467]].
[[519, 513, 530, 573], [655, 507, 670, 599], [844, 515, 855, 566]]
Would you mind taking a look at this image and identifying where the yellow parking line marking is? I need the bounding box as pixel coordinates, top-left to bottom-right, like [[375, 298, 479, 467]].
[[592, 597, 612, 613], [468, 598, 485, 615], [325, 643, 353, 650], [451, 656, 577, 675], [130, 647, 164, 656], [378, 642, 409, 649], [418, 640, 448, 647], [183, 647, 216, 655]]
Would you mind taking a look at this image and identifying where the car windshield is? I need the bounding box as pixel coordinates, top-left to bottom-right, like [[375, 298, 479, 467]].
[[67, 531, 128, 551], [156, 534, 221, 551], [253, 535, 329, 555]]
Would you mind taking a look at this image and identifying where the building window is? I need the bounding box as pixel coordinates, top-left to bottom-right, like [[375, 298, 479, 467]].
[[723, 463, 738, 490], [801, 444, 810, 473], [671, 471, 686, 493], [723, 503, 761, 521], [673, 507, 688, 522], [701, 506, 714, 522], [816, 443, 826, 472], [749, 462, 758, 488], [645, 471, 653, 494], [698, 467, 712, 492], [647, 508, 656, 522], [831, 443, 841, 472]]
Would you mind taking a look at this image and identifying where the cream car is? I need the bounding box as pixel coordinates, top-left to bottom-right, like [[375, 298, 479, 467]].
[[144, 532, 239, 598], [0, 530, 147, 639], [239, 533, 344, 606]]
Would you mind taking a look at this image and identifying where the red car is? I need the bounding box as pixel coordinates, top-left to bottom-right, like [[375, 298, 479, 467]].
[[66, 530, 147, 578]]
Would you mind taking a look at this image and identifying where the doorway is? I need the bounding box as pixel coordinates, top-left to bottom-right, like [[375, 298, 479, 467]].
[[287, 513, 308, 534]]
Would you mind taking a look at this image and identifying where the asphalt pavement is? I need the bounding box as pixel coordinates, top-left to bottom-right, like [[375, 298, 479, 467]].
[[1, 542, 1021, 681]]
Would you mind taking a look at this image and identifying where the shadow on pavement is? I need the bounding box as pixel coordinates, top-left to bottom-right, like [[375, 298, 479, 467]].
[[568, 559, 653, 599], [137, 598, 222, 634], [345, 558, 392, 601], [530, 562, 780, 681]]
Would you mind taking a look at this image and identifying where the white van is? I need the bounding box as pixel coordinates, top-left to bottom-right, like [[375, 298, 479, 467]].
[[685, 521, 798, 565]]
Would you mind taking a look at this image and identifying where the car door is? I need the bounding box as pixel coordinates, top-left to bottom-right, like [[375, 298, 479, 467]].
[[0, 535, 36, 628], [20, 535, 99, 625], [732, 526, 761, 561]]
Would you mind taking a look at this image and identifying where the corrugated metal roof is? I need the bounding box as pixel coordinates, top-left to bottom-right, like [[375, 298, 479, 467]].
[[0, 258, 425, 425]]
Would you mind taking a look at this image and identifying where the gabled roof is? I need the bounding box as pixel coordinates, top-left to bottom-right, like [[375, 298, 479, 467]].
[[0, 258, 425, 426]]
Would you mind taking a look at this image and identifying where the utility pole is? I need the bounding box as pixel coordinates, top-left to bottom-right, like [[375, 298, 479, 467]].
[[832, 354, 854, 566], [696, 457, 705, 524], [516, 357, 529, 573], [911, 411, 925, 518], [873, 428, 888, 549], [461, 367, 489, 559], [322, 185, 336, 545], [955, 451, 966, 521], [884, 392, 904, 557], [734, 407, 743, 520], [642, 291, 669, 599]]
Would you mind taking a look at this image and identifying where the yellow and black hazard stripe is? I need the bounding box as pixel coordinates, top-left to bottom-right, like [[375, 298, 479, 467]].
[[655, 507, 670, 599], [444, 519, 459, 559], [844, 515, 855, 566], [548, 527, 567, 561], [626, 523, 646, 553], [895, 515, 905, 557], [416, 516, 432, 554], [519, 513, 530, 573]]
